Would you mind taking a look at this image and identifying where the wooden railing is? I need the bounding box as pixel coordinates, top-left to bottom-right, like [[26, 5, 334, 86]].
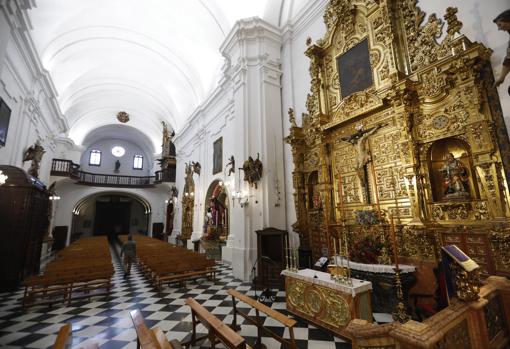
[[51, 158, 80, 178], [51, 159, 156, 188], [77, 171, 155, 187], [155, 166, 176, 183]]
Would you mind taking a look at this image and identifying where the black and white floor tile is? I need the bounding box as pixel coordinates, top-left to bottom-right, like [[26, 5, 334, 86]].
[[0, 244, 392, 349]]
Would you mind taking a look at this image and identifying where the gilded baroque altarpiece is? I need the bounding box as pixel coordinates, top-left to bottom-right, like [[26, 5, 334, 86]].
[[286, 0, 510, 276]]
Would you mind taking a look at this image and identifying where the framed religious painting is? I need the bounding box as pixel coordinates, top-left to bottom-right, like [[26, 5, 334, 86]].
[[0, 97, 11, 147], [213, 137, 223, 174], [336, 38, 373, 99]]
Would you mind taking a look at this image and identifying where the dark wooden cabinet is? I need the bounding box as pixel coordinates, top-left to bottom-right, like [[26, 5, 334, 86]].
[[0, 166, 49, 291], [255, 227, 287, 290]]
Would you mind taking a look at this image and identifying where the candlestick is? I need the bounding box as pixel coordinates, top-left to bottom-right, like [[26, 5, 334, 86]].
[[293, 248, 298, 271], [295, 249, 299, 270], [284, 239, 288, 270], [390, 214, 399, 270]]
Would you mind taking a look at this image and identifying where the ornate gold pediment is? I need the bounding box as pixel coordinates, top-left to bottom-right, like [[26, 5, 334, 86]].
[[323, 91, 384, 130]]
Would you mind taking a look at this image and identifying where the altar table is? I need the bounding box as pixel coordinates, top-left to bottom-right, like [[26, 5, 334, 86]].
[[282, 269, 372, 339]]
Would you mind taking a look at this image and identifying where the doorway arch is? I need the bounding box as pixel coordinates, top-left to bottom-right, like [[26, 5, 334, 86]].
[[71, 191, 151, 242]]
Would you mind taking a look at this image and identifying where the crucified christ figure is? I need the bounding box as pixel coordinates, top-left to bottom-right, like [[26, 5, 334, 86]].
[[341, 123, 385, 203]]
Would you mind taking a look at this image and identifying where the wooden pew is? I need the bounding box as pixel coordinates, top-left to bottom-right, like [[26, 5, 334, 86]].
[[227, 289, 298, 349], [183, 298, 249, 349], [130, 309, 182, 349], [52, 323, 99, 349], [22, 236, 114, 309], [121, 234, 216, 289]]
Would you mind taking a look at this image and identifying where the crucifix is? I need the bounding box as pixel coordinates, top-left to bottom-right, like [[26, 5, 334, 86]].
[[341, 124, 385, 204]]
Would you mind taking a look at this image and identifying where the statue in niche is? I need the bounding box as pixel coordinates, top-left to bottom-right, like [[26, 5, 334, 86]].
[[23, 141, 45, 178], [226, 155, 235, 176], [241, 153, 263, 188], [439, 153, 470, 199], [161, 121, 174, 158], [341, 124, 385, 203], [114, 160, 121, 173], [184, 162, 194, 189]]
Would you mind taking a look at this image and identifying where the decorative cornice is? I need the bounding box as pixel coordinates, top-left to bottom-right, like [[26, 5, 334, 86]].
[[281, 0, 329, 42], [220, 17, 282, 62]]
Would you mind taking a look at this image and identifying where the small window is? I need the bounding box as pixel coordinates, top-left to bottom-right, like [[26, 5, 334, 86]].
[[89, 150, 101, 166], [133, 155, 143, 169]]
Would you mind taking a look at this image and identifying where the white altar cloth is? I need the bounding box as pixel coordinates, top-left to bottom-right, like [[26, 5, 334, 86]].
[[333, 256, 416, 274]]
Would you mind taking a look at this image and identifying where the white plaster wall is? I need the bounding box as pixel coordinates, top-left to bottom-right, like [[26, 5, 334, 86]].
[[0, 1, 65, 187], [80, 138, 151, 177]]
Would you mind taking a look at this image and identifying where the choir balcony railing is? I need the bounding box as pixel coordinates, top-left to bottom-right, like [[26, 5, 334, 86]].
[[154, 166, 176, 183], [50, 159, 156, 188]]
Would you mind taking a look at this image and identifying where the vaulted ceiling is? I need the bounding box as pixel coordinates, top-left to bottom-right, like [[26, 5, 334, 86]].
[[27, 0, 281, 153]]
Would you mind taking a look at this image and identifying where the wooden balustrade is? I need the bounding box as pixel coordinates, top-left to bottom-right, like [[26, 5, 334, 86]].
[[51, 159, 158, 188]]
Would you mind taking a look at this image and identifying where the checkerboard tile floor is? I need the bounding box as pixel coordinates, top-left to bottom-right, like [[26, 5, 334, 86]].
[[0, 244, 390, 349]]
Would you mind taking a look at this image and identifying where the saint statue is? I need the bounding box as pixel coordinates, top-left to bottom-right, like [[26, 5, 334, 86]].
[[226, 155, 235, 176], [114, 160, 121, 173], [439, 153, 470, 199], [23, 142, 45, 178]]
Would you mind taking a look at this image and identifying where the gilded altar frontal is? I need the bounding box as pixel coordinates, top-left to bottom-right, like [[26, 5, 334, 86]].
[[286, 0, 510, 281]]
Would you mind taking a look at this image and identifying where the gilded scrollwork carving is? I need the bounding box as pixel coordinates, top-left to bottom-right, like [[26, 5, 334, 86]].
[[401, 226, 436, 261], [489, 228, 510, 271], [289, 0, 510, 273]]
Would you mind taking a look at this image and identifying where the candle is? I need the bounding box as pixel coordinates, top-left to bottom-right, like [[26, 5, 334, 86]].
[[333, 237, 337, 256], [462, 41, 466, 51], [370, 160, 382, 220], [338, 171, 344, 220], [390, 214, 399, 270], [451, 47, 455, 56]]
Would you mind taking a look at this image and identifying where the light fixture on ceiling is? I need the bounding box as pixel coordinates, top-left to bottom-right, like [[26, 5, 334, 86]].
[[0, 170, 8, 185], [117, 111, 129, 123]]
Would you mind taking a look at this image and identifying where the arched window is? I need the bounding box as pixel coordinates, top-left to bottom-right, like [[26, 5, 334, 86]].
[[133, 155, 143, 169], [89, 149, 101, 166]]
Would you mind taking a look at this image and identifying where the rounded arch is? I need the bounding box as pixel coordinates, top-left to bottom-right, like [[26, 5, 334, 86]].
[[70, 190, 152, 241], [203, 179, 230, 241], [428, 137, 478, 201]]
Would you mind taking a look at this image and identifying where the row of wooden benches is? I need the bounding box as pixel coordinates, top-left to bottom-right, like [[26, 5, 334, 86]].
[[22, 237, 114, 309], [120, 235, 216, 290], [52, 288, 298, 349]]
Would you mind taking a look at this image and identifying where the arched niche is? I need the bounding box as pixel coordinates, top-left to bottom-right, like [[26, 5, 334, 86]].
[[203, 179, 229, 241], [307, 171, 320, 209], [428, 138, 478, 202]]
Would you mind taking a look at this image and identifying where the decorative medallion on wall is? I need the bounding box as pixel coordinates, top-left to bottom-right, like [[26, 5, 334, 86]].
[[117, 111, 130, 123]]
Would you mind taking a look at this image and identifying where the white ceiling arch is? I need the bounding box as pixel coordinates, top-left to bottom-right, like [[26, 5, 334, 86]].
[[28, 0, 270, 149]]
